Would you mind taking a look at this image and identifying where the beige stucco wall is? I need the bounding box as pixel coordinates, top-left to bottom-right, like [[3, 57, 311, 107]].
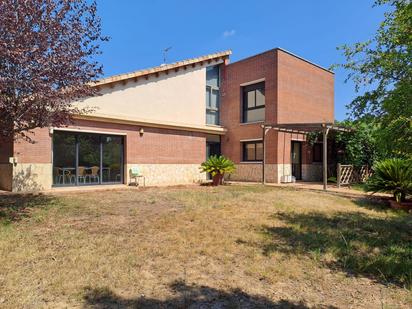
[[76, 65, 209, 128], [125, 164, 206, 186]]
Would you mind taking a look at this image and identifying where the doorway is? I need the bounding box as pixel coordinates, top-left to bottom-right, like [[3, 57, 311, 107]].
[[291, 141, 302, 180], [206, 135, 221, 180]]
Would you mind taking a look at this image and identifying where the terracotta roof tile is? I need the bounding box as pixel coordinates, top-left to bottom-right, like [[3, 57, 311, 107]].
[[94, 50, 232, 87]]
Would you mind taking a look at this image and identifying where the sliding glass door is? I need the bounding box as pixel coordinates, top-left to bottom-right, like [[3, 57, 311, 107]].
[[53, 131, 124, 187], [102, 135, 123, 183], [78, 134, 101, 185], [52, 132, 77, 186]]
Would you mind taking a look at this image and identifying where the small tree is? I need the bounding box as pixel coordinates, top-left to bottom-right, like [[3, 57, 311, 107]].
[[0, 0, 108, 141], [366, 158, 412, 202], [200, 155, 235, 186]]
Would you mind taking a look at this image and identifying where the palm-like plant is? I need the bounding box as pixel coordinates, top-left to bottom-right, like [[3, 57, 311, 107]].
[[366, 158, 412, 202], [200, 155, 235, 186]]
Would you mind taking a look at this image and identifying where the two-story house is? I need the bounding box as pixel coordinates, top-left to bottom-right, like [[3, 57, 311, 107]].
[[0, 48, 334, 192]]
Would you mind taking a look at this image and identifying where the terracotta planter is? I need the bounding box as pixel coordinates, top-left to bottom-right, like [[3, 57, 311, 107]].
[[212, 173, 224, 186], [389, 199, 412, 212]]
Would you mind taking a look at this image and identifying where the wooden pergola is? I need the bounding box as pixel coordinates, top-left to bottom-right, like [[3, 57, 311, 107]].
[[261, 123, 352, 191]]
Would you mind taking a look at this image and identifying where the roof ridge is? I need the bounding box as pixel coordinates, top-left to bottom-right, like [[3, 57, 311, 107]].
[[94, 50, 232, 87]]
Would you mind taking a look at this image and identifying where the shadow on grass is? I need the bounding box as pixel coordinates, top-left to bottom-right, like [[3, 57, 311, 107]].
[[260, 211, 412, 288], [352, 197, 390, 212], [0, 194, 56, 224], [83, 280, 337, 308], [262, 212, 412, 288]]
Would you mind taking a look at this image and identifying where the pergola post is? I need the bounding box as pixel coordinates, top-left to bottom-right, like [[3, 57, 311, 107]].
[[262, 126, 266, 185], [259, 123, 351, 189], [322, 126, 329, 191]]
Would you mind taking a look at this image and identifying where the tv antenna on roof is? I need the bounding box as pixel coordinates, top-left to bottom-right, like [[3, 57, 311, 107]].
[[162, 46, 172, 64]]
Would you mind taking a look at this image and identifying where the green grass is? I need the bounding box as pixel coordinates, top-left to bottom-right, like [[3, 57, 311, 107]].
[[351, 182, 368, 192]]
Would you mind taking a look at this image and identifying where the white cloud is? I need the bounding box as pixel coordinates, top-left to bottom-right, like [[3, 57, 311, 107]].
[[222, 29, 236, 38]]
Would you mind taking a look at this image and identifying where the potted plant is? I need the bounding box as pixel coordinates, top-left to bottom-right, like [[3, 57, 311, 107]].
[[200, 155, 235, 186], [366, 158, 412, 210]]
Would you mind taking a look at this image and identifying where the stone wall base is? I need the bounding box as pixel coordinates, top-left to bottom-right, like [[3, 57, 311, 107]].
[[229, 163, 323, 184], [125, 164, 206, 186], [229, 164, 279, 183], [1, 163, 205, 192], [12, 163, 53, 192], [302, 164, 322, 182], [2, 162, 324, 192]]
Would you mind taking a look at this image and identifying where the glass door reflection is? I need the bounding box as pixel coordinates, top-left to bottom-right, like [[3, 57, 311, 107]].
[[102, 135, 123, 183], [52, 131, 124, 187], [53, 132, 76, 186], [78, 134, 101, 185]]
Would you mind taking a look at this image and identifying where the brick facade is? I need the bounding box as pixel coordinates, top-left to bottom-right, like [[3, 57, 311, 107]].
[[220, 49, 334, 182], [13, 119, 208, 165], [0, 48, 334, 191], [220, 50, 278, 165]]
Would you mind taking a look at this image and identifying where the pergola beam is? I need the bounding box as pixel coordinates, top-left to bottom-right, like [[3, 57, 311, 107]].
[[260, 122, 352, 191], [262, 123, 352, 133]]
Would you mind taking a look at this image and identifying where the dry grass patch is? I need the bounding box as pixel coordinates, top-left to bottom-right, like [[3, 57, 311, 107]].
[[0, 185, 411, 308]]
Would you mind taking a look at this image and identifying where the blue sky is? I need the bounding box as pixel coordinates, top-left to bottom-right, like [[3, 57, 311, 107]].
[[97, 0, 387, 121]]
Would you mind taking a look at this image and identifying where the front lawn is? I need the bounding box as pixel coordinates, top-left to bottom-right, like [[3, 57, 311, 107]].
[[0, 185, 411, 308]]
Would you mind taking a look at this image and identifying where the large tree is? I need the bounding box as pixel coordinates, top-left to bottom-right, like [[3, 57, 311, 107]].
[[335, 0, 411, 156], [0, 0, 108, 141]]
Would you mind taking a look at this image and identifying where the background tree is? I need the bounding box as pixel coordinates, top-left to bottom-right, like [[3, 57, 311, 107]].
[[0, 0, 108, 141], [332, 120, 382, 167], [334, 0, 411, 157]]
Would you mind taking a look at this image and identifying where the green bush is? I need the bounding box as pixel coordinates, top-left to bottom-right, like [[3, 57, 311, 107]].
[[366, 158, 412, 202], [200, 155, 235, 177]]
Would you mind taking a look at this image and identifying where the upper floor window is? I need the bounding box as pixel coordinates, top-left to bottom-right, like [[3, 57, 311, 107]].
[[206, 66, 220, 125], [242, 82, 265, 123]]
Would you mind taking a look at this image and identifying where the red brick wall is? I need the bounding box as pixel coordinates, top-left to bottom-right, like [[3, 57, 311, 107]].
[[125, 127, 206, 164], [221, 49, 334, 167], [0, 138, 13, 163], [276, 133, 312, 165], [220, 50, 278, 164], [277, 49, 334, 124], [13, 119, 208, 164], [276, 49, 333, 165], [13, 128, 52, 163]]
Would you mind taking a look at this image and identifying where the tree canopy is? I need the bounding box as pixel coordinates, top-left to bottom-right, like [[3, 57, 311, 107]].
[[0, 0, 108, 141], [334, 0, 411, 157]]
